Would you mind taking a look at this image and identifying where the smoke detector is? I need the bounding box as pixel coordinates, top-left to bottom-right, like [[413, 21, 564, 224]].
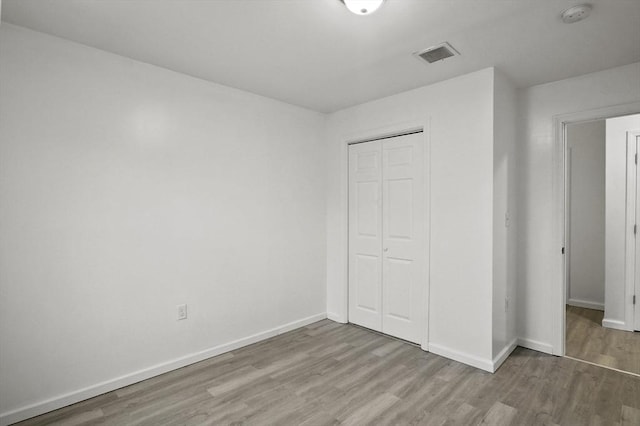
[[413, 42, 460, 64], [561, 4, 592, 23]]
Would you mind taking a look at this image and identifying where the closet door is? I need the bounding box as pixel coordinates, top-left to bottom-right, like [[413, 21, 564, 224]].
[[634, 134, 640, 332], [348, 141, 383, 332], [381, 133, 425, 343], [348, 132, 427, 344]]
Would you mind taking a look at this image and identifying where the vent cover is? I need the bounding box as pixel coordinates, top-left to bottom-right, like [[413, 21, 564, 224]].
[[414, 42, 459, 64]]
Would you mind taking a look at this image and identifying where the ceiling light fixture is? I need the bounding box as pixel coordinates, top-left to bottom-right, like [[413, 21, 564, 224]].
[[560, 4, 592, 23], [340, 0, 385, 16]]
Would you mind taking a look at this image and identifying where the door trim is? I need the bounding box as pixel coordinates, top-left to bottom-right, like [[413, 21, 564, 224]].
[[552, 102, 640, 356], [631, 132, 640, 332], [342, 118, 431, 350]]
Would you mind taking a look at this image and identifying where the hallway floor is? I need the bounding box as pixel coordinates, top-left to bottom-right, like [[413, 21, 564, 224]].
[[566, 305, 640, 375]]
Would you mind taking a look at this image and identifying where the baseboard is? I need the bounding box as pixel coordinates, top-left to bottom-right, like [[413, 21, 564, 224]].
[[0, 312, 326, 426], [516, 337, 553, 355], [602, 318, 629, 331], [492, 338, 518, 372], [567, 298, 604, 311], [277, 313, 327, 334], [427, 342, 494, 373], [327, 312, 346, 323]]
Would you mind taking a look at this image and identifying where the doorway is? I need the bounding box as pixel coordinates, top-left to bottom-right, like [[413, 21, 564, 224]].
[[347, 131, 427, 344], [560, 110, 640, 375]]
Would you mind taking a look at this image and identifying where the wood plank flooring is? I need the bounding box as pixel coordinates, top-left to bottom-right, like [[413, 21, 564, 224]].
[[16, 320, 640, 425], [566, 305, 640, 375]]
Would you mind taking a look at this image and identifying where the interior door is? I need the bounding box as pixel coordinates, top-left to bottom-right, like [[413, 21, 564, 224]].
[[635, 134, 640, 331], [348, 140, 383, 332], [381, 133, 425, 343], [348, 132, 426, 344]]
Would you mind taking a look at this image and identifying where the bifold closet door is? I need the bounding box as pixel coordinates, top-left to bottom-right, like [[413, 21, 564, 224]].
[[381, 133, 426, 343], [348, 140, 383, 332], [348, 132, 426, 344]]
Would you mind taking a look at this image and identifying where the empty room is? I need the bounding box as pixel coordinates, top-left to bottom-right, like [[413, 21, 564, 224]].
[[1, 1, 639, 425]]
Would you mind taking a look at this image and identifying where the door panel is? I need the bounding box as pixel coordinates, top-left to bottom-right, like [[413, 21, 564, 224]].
[[381, 133, 425, 343], [355, 254, 380, 312], [349, 141, 383, 331], [387, 179, 413, 239], [635, 135, 640, 331], [356, 182, 379, 237], [384, 257, 413, 321]]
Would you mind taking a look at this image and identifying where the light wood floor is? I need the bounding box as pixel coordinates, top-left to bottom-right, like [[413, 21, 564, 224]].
[[566, 305, 640, 375], [16, 320, 640, 426]]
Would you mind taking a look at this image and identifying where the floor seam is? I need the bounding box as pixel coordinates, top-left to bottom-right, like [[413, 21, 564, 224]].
[[563, 355, 640, 378]]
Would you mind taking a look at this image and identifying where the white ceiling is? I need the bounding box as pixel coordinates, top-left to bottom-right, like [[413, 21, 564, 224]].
[[2, 0, 639, 113]]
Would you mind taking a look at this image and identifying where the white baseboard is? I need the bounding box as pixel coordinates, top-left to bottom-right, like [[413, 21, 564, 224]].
[[427, 342, 494, 373], [602, 318, 630, 331], [567, 298, 604, 311], [327, 312, 346, 323], [492, 338, 518, 372], [277, 313, 327, 334], [0, 312, 326, 426], [517, 337, 553, 355]]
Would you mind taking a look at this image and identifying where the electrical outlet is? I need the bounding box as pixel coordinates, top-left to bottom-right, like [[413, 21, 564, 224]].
[[177, 304, 187, 320], [504, 297, 509, 312], [505, 212, 510, 228]]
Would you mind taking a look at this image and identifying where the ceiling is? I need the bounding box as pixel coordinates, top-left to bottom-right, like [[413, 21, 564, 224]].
[[2, 0, 639, 113]]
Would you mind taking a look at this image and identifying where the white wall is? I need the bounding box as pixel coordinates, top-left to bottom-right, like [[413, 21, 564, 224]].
[[492, 70, 518, 361], [326, 68, 496, 369], [517, 62, 640, 354], [0, 24, 326, 423], [567, 120, 605, 311], [604, 114, 640, 329]]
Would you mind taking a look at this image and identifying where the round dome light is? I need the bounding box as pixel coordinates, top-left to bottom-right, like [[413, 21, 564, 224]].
[[561, 4, 592, 24], [342, 0, 385, 16]]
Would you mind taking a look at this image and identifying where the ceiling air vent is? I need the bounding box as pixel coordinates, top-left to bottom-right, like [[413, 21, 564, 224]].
[[414, 42, 459, 64]]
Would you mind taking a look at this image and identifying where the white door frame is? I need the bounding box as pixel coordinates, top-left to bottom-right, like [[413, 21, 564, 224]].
[[551, 102, 640, 356], [342, 118, 431, 350], [631, 131, 640, 332]]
